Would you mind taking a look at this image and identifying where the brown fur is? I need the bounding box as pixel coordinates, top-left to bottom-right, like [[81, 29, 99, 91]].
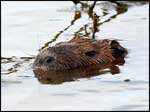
[[33, 37, 127, 71]]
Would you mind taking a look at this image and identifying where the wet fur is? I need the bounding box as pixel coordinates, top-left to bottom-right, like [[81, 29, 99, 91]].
[[33, 37, 127, 70]]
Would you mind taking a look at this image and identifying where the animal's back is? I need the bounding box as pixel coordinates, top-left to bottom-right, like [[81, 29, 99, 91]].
[[33, 37, 127, 71]]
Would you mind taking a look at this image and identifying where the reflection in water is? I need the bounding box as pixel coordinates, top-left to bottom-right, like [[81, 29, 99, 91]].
[[1, 57, 34, 75], [34, 58, 125, 84]]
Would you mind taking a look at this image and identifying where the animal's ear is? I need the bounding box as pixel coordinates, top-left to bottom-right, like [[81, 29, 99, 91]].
[[85, 50, 97, 57], [103, 39, 119, 46], [109, 40, 119, 47], [110, 40, 127, 58]]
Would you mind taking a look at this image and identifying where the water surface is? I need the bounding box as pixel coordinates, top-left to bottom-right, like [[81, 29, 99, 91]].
[[1, 1, 149, 111]]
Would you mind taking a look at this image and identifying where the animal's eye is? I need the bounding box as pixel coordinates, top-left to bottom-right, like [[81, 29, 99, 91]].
[[85, 51, 97, 57], [45, 57, 54, 63]]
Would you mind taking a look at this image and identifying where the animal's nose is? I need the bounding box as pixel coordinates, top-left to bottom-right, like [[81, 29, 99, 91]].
[[45, 56, 54, 64]]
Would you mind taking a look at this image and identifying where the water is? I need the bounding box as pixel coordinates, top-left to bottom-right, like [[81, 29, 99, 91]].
[[1, 1, 149, 111]]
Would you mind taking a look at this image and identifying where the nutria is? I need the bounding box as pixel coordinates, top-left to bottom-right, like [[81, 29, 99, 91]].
[[33, 36, 127, 72]]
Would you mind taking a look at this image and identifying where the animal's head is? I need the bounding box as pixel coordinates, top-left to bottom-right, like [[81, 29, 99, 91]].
[[33, 37, 127, 71]]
